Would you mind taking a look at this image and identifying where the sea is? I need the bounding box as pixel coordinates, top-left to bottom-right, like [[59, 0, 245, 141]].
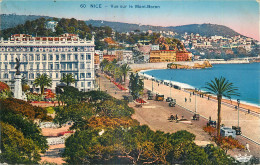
[[142, 63, 260, 107]]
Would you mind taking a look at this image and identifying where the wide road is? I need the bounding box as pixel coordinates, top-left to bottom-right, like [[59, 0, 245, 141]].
[[98, 71, 260, 158]]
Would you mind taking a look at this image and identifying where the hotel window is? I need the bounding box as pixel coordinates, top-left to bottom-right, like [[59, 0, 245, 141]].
[[29, 54, 34, 61], [43, 63, 46, 70], [56, 73, 59, 78], [49, 63, 53, 70], [24, 64, 27, 70], [87, 82, 91, 87], [5, 55, 7, 61], [81, 82, 84, 87], [68, 63, 72, 70], [30, 64, 33, 70], [55, 63, 59, 69], [11, 64, 15, 69], [61, 64, 66, 70], [86, 54, 91, 60], [5, 64, 8, 70], [56, 54, 59, 60], [49, 73, 52, 78], [80, 63, 84, 69], [4, 73, 8, 79], [74, 63, 78, 69], [61, 54, 66, 60], [74, 54, 78, 60], [80, 54, 84, 60], [49, 55, 53, 60], [42, 54, 46, 61], [36, 55, 40, 61], [23, 55, 27, 61], [11, 55, 14, 62], [80, 73, 85, 78], [87, 73, 91, 78], [67, 54, 71, 60], [87, 64, 90, 69], [36, 64, 40, 70], [29, 73, 34, 79]]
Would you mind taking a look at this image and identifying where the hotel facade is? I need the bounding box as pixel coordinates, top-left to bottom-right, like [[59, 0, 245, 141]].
[[0, 34, 96, 92]]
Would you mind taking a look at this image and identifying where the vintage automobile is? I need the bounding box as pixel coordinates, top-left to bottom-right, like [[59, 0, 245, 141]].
[[169, 101, 176, 107], [220, 127, 236, 138], [155, 94, 164, 101], [166, 97, 173, 102]]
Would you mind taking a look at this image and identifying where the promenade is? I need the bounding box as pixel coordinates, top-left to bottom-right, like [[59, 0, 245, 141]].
[[99, 72, 260, 157]]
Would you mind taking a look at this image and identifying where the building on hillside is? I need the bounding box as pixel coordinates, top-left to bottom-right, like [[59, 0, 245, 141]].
[[149, 50, 176, 63], [95, 50, 103, 62], [122, 50, 133, 64], [176, 51, 193, 61], [150, 45, 159, 50], [45, 21, 58, 32], [94, 53, 100, 70], [103, 54, 116, 62], [0, 33, 95, 92]]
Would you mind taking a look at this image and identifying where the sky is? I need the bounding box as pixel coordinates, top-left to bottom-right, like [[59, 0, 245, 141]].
[[1, 0, 259, 40]]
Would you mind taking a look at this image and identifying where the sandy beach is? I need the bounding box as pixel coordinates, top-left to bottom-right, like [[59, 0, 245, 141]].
[[142, 78, 260, 144]]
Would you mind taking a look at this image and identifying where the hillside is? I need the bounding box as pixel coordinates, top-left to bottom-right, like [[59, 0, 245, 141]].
[[168, 23, 240, 37], [85, 20, 167, 32], [1, 14, 241, 37], [0, 14, 52, 30]]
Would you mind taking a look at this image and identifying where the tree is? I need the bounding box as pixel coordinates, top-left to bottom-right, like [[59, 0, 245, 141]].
[[129, 73, 144, 99], [34, 73, 52, 96], [0, 122, 41, 164], [120, 64, 131, 82], [60, 73, 75, 86], [204, 77, 239, 136]]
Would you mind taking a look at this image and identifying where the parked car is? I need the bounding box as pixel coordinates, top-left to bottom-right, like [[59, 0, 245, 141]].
[[220, 127, 236, 138], [155, 94, 164, 101], [166, 97, 173, 102]]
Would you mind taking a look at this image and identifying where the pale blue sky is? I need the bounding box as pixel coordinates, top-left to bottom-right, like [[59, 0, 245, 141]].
[[1, 0, 259, 40]]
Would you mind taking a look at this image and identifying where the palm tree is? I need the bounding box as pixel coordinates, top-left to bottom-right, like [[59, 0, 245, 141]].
[[60, 73, 75, 86], [34, 73, 52, 96], [120, 64, 131, 82], [204, 77, 239, 137]]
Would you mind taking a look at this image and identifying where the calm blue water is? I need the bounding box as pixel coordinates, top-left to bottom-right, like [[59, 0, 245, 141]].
[[144, 63, 260, 106]]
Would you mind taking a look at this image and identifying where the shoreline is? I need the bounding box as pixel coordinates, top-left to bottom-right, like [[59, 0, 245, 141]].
[[137, 69, 260, 111]]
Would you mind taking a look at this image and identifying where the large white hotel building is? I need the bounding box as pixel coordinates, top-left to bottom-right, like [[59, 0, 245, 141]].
[[0, 33, 96, 92]]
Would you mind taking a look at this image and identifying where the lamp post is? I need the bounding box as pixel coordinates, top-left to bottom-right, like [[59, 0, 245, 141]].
[[152, 75, 154, 92], [237, 99, 240, 128], [170, 77, 172, 97], [195, 88, 197, 114]]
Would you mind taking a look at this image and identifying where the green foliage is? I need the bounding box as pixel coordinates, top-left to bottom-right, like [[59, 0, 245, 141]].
[[0, 122, 41, 164], [0, 98, 52, 121], [97, 99, 134, 118], [1, 112, 48, 153], [59, 86, 83, 105], [34, 73, 52, 96], [120, 64, 131, 82], [60, 73, 75, 86], [204, 144, 235, 165], [54, 103, 93, 129], [129, 73, 144, 99], [46, 106, 55, 114], [84, 90, 112, 103]]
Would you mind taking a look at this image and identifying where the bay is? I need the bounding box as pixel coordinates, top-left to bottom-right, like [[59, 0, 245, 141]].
[[143, 63, 260, 107]]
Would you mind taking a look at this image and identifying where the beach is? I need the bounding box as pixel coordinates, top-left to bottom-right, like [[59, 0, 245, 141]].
[[142, 78, 260, 144]]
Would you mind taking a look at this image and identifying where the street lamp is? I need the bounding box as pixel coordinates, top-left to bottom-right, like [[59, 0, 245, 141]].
[[152, 75, 154, 92], [170, 77, 172, 97], [237, 99, 240, 128]]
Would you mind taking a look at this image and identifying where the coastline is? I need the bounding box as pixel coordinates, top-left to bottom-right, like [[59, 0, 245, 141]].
[[139, 70, 260, 112]]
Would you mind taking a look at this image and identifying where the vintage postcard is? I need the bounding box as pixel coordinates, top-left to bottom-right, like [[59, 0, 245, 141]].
[[0, 0, 259, 164]]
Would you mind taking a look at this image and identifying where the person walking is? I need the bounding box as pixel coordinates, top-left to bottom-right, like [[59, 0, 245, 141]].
[[189, 97, 191, 102], [246, 143, 250, 152], [185, 97, 187, 102]]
